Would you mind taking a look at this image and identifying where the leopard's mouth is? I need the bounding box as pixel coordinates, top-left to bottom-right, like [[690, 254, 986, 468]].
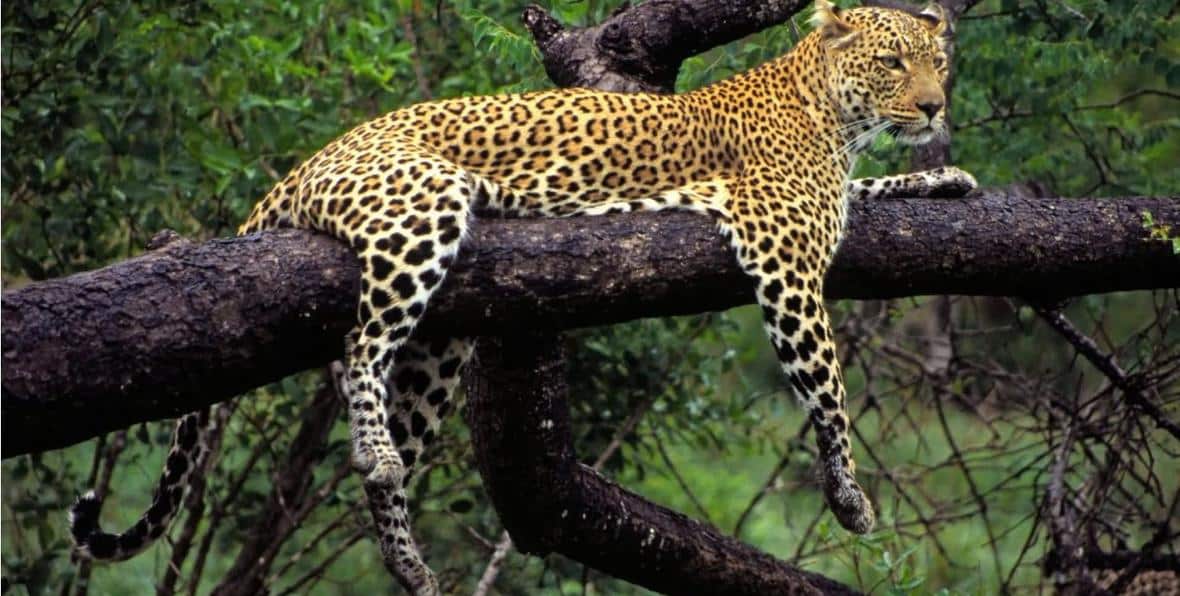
[[892, 122, 940, 146]]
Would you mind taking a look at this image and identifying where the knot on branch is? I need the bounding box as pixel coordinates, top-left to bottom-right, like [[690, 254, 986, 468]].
[[521, 5, 564, 48], [147, 229, 192, 251]]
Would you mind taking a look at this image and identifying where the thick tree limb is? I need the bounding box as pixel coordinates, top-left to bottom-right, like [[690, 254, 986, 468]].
[[463, 333, 858, 595], [522, 0, 808, 92], [2, 193, 1177, 457]]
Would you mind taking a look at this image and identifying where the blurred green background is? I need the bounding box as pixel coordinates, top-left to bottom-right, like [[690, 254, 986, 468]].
[[3, 0, 1177, 594]]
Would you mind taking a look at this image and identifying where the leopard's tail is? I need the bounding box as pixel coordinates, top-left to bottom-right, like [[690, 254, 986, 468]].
[[70, 408, 218, 562]]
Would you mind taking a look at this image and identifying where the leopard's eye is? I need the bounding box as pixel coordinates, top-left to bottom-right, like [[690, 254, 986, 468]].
[[933, 55, 946, 69], [877, 55, 903, 70]]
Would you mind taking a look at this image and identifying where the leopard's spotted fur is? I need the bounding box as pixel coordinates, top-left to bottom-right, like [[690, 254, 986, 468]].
[[70, 2, 976, 592]]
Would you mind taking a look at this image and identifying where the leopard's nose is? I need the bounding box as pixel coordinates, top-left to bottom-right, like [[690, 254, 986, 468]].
[[917, 100, 943, 120]]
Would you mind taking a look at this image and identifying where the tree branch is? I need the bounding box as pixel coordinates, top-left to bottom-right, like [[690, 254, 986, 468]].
[[521, 0, 808, 92], [1032, 306, 1180, 441], [2, 193, 1177, 456]]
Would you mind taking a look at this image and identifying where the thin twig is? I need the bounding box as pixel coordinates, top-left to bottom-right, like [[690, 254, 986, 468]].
[[472, 531, 514, 596], [1034, 306, 1180, 440], [651, 429, 715, 525], [959, 88, 1180, 129], [273, 529, 367, 596], [400, 13, 433, 100], [732, 419, 811, 538], [269, 502, 365, 584]]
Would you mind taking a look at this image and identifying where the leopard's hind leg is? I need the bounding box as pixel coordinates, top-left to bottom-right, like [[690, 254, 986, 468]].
[[333, 334, 474, 471], [315, 149, 474, 595], [386, 337, 474, 475], [328, 335, 473, 595]]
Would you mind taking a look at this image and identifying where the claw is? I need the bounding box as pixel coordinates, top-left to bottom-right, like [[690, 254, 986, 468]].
[[930, 165, 978, 197]]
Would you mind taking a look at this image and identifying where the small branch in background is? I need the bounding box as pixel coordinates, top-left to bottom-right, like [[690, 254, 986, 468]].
[[733, 419, 811, 538], [656, 431, 714, 524], [186, 424, 272, 596], [933, 388, 1004, 582], [472, 532, 514, 596], [273, 529, 366, 596], [268, 501, 365, 586], [400, 13, 433, 100], [1045, 427, 1106, 595], [959, 89, 1180, 130], [1033, 305, 1180, 441], [590, 396, 655, 472]]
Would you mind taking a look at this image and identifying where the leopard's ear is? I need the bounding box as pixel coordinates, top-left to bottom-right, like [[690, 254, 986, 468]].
[[918, 3, 949, 38], [811, 0, 860, 49]]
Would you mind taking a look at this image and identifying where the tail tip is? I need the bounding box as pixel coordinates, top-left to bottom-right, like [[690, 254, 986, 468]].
[[69, 490, 102, 542]]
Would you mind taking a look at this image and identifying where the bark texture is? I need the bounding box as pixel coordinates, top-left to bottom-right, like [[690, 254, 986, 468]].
[[463, 334, 859, 595], [3, 193, 1177, 456]]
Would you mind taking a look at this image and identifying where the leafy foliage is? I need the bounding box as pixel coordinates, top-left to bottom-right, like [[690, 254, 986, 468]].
[[952, 0, 1180, 196]]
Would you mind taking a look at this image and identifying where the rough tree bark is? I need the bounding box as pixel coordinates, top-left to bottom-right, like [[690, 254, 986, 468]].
[[4, 194, 1176, 456]]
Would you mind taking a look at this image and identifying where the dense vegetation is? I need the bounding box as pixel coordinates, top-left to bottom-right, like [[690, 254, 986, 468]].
[[3, 0, 1177, 594]]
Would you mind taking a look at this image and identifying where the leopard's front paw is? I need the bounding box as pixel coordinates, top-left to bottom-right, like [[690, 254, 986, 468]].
[[928, 165, 978, 198]]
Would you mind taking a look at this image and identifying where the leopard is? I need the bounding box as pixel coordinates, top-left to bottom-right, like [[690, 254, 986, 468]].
[[69, 1, 976, 593]]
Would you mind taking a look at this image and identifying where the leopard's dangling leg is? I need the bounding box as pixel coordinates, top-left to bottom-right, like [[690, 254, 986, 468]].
[[334, 335, 474, 480], [385, 337, 475, 477], [721, 179, 875, 535], [337, 336, 475, 594], [319, 151, 474, 595]]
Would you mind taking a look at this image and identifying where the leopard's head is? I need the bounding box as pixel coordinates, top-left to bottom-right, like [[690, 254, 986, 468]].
[[811, 0, 950, 146]]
